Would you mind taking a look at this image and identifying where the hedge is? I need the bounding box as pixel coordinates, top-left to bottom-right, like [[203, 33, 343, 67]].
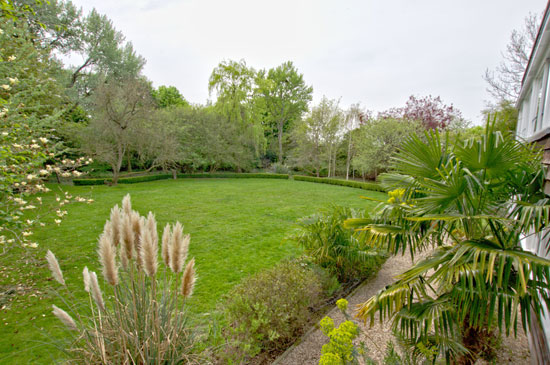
[[73, 173, 385, 193], [293, 175, 385, 192], [177, 172, 289, 179], [73, 174, 172, 185], [73, 173, 288, 185]]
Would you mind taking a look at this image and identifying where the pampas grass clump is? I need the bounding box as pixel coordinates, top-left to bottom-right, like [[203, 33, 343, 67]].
[[46, 194, 201, 364]]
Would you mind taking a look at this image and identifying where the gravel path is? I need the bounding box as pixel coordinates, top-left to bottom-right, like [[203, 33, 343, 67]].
[[275, 251, 531, 365]]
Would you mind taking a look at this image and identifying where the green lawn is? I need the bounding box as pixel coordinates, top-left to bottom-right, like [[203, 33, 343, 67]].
[[0, 178, 385, 364]]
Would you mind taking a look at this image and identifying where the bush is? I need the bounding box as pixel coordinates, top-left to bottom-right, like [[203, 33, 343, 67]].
[[73, 174, 173, 185], [177, 172, 289, 179], [293, 175, 385, 192], [46, 195, 204, 363], [220, 260, 324, 363], [270, 162, 291, 175], [287, 206, 386, 282]]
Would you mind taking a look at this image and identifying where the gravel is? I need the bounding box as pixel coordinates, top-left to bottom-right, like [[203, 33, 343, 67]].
[[275, 251, 531, 365]]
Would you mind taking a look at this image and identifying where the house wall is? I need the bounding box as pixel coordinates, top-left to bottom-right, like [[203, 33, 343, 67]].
[[516, 19, 550, 362]]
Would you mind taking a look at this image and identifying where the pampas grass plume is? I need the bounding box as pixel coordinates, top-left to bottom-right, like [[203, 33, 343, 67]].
[[98, 232, 118, 286], [89, 271, 105, 311], [161, 224, 171, 266], [52, 304, 78, 331], [83, 266, 90, 292], [109, 205, 122, 246], [181, 258, 196, 299], [169, 222, 189, 273], [122, 194, 132, 217], [140, 228, 158, 277], [146, 212, 158, 246], [121, 213, 134, 260], [46, 250, 65, 286]]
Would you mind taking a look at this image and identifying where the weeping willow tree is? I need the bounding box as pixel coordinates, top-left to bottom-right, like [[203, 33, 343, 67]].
[[346, 125, 550, 363]]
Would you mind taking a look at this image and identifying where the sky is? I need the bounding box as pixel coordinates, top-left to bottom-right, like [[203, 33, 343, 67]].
[[69, 0, 548, 124]]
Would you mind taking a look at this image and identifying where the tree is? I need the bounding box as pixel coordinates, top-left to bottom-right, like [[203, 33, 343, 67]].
[[379, 95, 464, 130], [0, 10, 89, 251], [481, 99, 518, 134], [152, 85, 189, 109], [69, 8, 145, 88], [208, 59, 255, 126], [14, 0, 82, 53], [343, 104, 367, 180], [208, 59, 263, 159], [81, 77, 153, 184], [348, 127, 550, 363], [484, 12, 540, 101], [255, 61, 312, 163], [352, 118, 421, 180], [290, 97, 342, 177]]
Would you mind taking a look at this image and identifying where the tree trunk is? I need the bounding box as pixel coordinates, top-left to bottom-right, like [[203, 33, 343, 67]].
[[127, 150, 132, 172], [278, 120, 284, 163], [327, 144, 332, 178], [172, 169, 177, 179], [346, 132, 352, 180]]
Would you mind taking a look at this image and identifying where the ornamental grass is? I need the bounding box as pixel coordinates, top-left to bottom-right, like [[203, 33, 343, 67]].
[[46, 194, 201, 364]]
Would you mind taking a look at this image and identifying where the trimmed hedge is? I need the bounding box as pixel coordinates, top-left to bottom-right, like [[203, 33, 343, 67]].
[[73, 173, 288, 185], [73, 174, 172, 185], [73, 172, 385, 193], [293, 175, 385, 192], [177, 173, 289, 179]]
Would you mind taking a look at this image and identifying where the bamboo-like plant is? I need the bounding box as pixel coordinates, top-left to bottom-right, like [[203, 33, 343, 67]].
[[287, 206, 384, 282], [346, 125, 550, 363], [46, 194, 201, 364]]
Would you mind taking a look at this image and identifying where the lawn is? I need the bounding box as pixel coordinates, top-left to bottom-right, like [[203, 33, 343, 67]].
[[0, 178, 385, 364]]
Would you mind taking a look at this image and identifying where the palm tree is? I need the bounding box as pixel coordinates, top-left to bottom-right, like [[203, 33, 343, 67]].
[[346, 127, 550, 363]]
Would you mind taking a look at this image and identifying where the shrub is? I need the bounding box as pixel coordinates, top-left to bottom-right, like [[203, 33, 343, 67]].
[[177, 172, 289, 179], [46, 195, 203, 363], [73, 172, 290, 185], [287, 206, 386, 282], [293, 175, 385, 192], [271, 162, 291, 175], [220, 260, 324, 363]]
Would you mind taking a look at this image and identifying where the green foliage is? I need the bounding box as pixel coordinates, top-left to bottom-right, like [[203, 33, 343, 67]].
[[220, 260, 324, 362], [73, 172, 290, 185], [482, 99, 518, 135], [352, 118, 422, 179], [255, 61, 313, 162], [158, 105, 259, 172], [290, 97, 343, 177], [288, 206, 386, 282], [293, 175, 386, 192], [152, 85, 189, 109], [351, 125, 550, 363], [319, 317, 360, 364]]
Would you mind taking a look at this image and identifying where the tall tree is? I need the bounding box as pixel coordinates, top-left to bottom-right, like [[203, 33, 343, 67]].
[[484, 12, 540, 102], [290, 97, 342, 177], [81, 77, 153, 184], [352, 118, 421, 180], [208, 59, 255, 126], [208, 59, 263, 159], [379, 95, 464, 130], [69, 8, 145, 88], [343, 104, 367, 180], [152, 85, 189, 109], [255, 61, 312, 163]]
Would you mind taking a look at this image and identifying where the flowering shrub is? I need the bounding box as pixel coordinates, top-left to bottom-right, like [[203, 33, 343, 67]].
[[0, 17, 91, 251], [46, 195, 202, 363]]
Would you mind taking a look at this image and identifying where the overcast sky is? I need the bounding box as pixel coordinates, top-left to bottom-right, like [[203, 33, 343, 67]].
[[70, 0, 548, 124]]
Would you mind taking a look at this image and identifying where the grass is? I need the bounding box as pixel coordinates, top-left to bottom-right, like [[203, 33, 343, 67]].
[[0, 178, 385, 364]]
